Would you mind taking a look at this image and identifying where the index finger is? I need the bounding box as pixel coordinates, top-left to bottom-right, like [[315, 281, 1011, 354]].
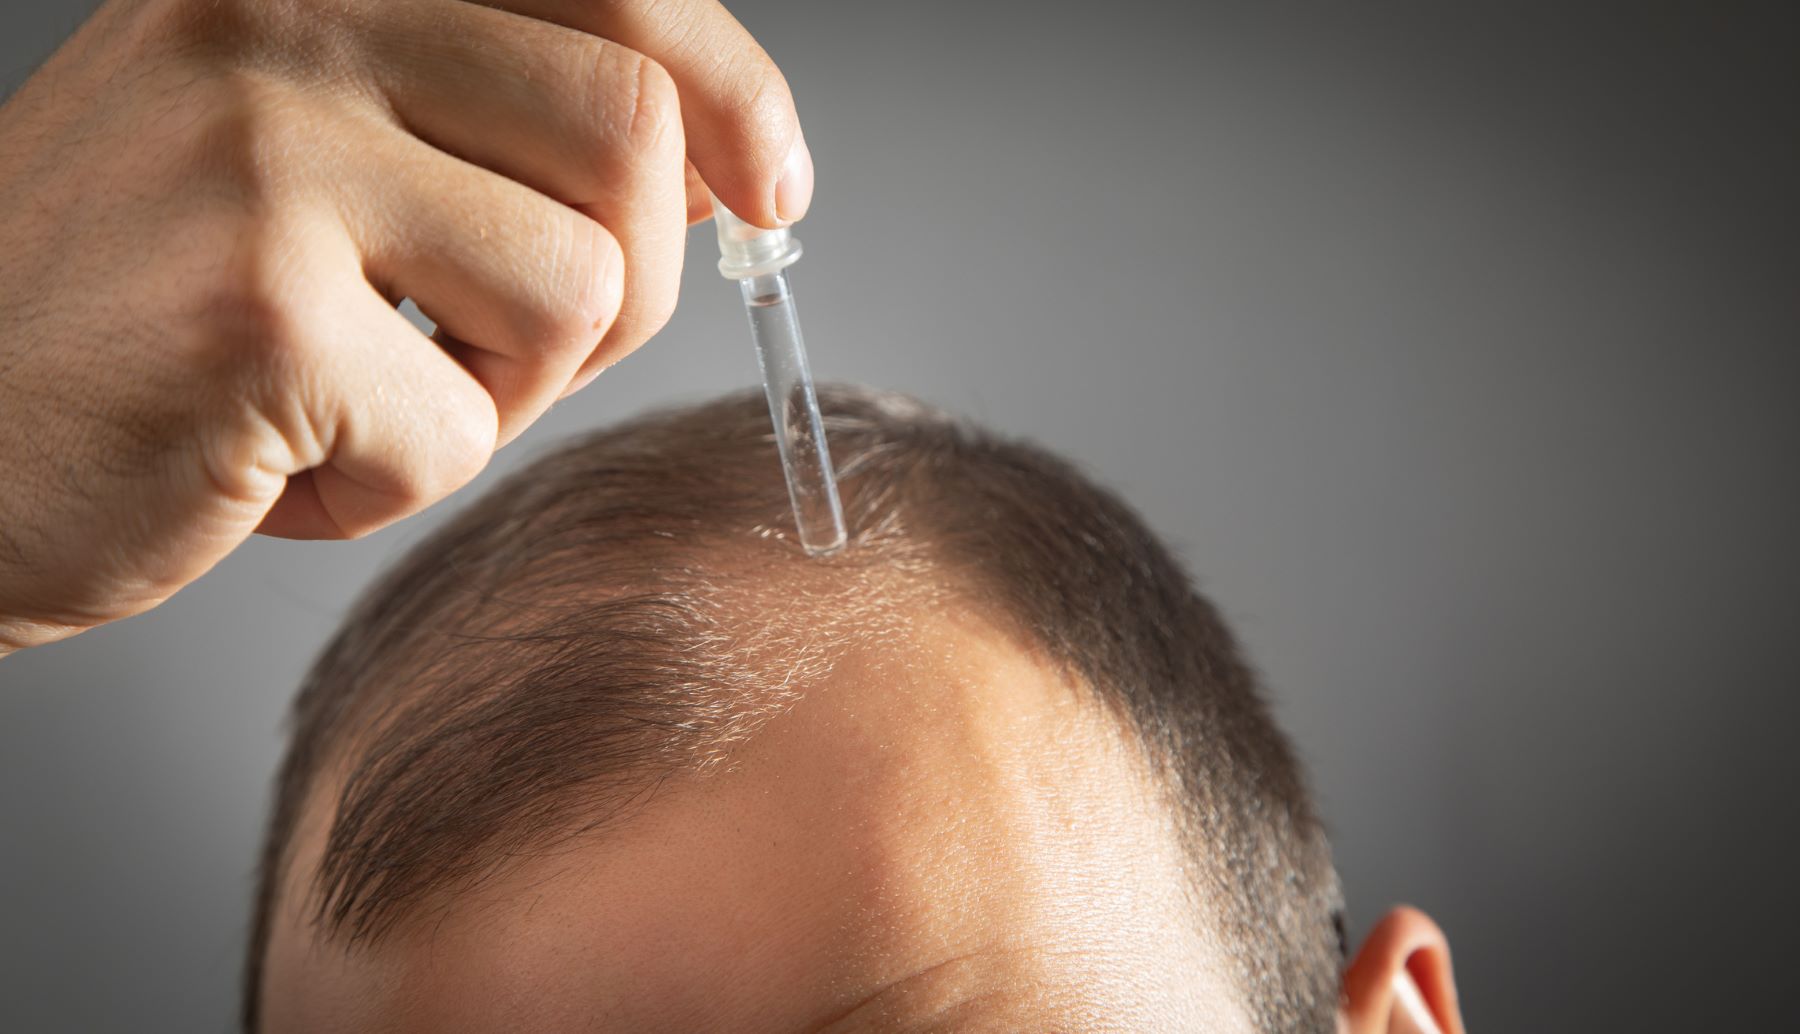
[[472, 0, 812, 229]]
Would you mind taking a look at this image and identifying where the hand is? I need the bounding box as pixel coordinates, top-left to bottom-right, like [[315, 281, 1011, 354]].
[[0, 0, 812, 653]]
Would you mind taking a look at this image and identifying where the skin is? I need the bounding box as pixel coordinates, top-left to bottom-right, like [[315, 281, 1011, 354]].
[[262, 604, 1249, 1032], [0, 0, 811, 653]]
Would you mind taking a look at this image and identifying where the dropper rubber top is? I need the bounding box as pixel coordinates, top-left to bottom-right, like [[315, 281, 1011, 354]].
[[713, 197, 803, 279]]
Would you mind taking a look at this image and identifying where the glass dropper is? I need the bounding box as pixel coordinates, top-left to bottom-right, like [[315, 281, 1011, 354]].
[[711, 194, 847, 556]]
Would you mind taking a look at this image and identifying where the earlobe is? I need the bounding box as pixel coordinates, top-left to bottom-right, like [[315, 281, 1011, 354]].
[[1338, 906, 1466, 1034]]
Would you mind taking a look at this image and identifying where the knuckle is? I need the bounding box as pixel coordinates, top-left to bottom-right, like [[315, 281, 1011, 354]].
[[436, 406, 497, 493], [560, 221, 626, 344], [181, 74, 316, 205], [512, 215, 622, 355], [207, 272, 307, 380], [380, 400, 493, 523], [193, 218, 321, 388], [166, 207, 341, 483], [619, 50, 681, 158]]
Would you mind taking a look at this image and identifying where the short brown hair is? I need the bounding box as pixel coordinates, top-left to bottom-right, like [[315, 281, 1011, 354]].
[[246, 385, 1344, 1032]]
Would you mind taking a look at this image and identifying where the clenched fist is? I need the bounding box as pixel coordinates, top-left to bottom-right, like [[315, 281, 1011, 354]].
[[0, 0, 812, 653]]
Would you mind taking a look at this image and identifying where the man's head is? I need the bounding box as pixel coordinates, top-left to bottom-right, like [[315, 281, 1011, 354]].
[[249, 386, 1461, 1033]]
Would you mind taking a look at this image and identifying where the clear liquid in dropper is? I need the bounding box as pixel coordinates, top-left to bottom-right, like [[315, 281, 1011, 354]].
[[742, 270, 846, 555]]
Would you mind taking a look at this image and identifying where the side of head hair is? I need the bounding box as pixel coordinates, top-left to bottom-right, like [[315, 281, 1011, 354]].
[[245, 385, 1343, 1033]]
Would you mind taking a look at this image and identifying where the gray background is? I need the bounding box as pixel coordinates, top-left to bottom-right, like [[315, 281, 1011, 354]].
[[3, 2, 1797, 1031]]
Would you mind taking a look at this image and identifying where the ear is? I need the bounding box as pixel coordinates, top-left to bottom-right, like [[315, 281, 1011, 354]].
[[1338, 906, 1466, 1034]]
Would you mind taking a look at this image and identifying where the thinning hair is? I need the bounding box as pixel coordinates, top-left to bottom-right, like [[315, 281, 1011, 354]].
[[246, 385, 1344, 1032]]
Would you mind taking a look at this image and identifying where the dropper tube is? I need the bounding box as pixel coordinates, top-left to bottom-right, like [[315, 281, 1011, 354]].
[[712, 195, 847, 556]]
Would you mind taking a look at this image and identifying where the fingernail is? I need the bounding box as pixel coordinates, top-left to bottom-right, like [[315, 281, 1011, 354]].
[[774, 132, 813, 225]]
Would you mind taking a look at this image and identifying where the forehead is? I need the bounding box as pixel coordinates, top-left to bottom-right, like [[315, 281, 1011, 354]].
[[259, 603, 1246, 1032]]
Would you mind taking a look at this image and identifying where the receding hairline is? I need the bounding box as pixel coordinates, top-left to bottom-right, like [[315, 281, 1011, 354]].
[[246, 384, 1344, 1033]]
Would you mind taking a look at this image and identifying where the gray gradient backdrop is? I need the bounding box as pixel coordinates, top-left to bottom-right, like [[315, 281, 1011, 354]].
[[3, 2, 1797, 1031]]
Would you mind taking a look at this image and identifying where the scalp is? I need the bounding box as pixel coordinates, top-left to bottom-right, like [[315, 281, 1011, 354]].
[[264, 388, 962, 944], [247, 385, 1346, 1034]]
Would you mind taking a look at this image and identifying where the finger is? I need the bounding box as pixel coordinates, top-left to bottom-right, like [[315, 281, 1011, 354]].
[[345, 128, 625, 446], [466, 0, 812, 229], [354, 0, 670, 211], [256, 271, 499, 541], [351, 0, 687, 375]]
